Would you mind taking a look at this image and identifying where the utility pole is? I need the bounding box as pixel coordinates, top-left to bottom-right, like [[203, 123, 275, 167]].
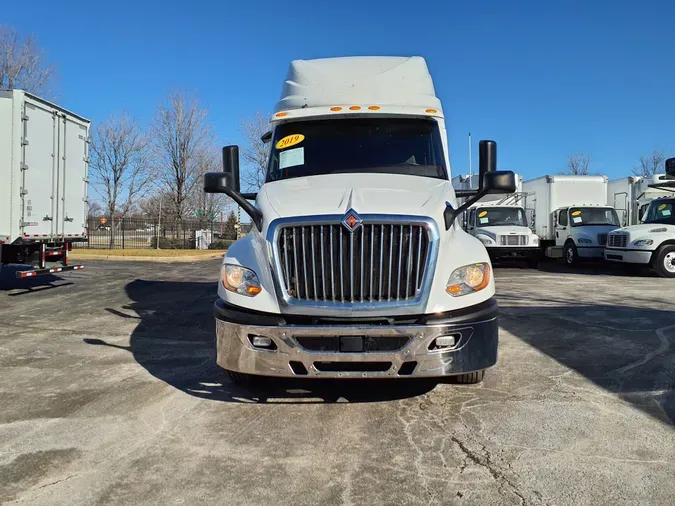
[[468, 132, 473, 180]]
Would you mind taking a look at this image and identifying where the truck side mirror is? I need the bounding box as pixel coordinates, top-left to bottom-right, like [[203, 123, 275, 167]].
[[204, 145, 263, 231], [483, 171, 516, 194]]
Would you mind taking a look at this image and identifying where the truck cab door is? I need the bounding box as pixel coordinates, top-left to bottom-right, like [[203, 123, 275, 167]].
[[555, 208, 568, 247]]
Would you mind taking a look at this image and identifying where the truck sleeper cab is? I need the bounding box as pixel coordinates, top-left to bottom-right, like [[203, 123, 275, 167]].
[[205, 57, 515, 384]]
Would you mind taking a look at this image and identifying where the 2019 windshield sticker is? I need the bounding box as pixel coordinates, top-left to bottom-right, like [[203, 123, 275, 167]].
[[571, 210, 582, 216], [478, 211, 488, 218], [276, 134, 305, 150], [658, 204, 667, 211]]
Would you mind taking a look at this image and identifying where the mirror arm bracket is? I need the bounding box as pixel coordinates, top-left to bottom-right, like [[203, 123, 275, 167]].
[[223, 188, 263, 232]]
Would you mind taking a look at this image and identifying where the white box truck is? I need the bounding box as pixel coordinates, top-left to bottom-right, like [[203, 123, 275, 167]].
[[202, 56, 516, 384], [0, 90, 88, 278], [522, 175, 620, 265], [452, 173, 540, 266], [608, 174, 675, 226], [605, 160, 675, 277]]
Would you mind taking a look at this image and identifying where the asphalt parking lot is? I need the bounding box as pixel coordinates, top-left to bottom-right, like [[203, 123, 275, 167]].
[[1, 260, 673, 506]]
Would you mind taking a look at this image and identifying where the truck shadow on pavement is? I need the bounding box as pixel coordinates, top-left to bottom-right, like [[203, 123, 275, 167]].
[[87, 279, 438, 404], [498, 294, 675, 426]]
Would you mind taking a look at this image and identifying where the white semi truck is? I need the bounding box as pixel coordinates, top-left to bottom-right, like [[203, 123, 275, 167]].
[[522, 175, 620, 265], [203, 56, 516, 384], [605, 160, 675, 277], [452, 173, 540, 266], [0, 90, 88, 278], [608, 174, 675, 226]]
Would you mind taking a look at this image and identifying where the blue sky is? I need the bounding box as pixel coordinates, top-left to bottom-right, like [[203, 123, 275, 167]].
[[4, 0, 675, 180]]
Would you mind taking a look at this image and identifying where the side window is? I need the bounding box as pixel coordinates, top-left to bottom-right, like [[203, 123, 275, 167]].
[[558, 209, 568, 227], [468, 209, 475, 228]]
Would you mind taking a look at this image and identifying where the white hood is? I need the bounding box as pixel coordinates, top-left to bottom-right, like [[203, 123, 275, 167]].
[[611, 223, 675, 241], [259, 173, 451, 219]]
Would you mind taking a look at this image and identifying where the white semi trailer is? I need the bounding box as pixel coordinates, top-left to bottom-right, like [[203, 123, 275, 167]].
[[203, 56, 516, 384], [608, 174, 675, 226], [452, 174, 540, 266], [522, 175, 620, 265], [0, 90, 88, 278]]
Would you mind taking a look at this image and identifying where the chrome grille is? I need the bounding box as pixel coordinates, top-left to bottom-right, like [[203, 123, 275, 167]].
[[607, 234, 627, 248], [277, 223, 430, 302], [499, 235, 528, 246], [597, 234, 608, 246]]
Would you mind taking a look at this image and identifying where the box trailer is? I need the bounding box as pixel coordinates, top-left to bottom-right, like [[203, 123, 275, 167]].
[[0, 90, 88, 278], [522, 175, 620, 265]]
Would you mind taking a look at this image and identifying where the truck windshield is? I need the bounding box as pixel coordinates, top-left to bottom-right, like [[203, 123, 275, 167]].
[[266, 118, 448, 182], [475, 207, 527, 227], [569, 207, 620, 227], [642, 199, 675, 225]]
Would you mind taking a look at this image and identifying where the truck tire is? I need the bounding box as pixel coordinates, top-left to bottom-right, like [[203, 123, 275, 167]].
[[653, 245, 675, 278], [563, 242, 578, 266], [454, 370, 485, 384]]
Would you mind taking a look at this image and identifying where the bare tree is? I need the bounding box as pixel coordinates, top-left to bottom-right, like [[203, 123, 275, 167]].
[[0, 25, 57, 96], [152, 91, 213, 222], [564, 153, 592, 175], [90, 114, 151, 245], [633, 150, 666, 177], [87, 201, 104, 217], [240, 111, 270, 191]]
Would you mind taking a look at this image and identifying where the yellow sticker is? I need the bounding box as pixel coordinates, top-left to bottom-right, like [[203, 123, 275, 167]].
[[658, 204, 667, 211], [276, 134, 305, 150], [571, 210, 582, 216], [478, 211, 488, 218]]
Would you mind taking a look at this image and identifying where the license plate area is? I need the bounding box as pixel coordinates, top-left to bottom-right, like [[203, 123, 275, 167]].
[[339, 336, 364, 352]]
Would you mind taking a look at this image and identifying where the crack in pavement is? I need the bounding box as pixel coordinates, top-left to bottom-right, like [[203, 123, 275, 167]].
[[449, 435, 545, 506]]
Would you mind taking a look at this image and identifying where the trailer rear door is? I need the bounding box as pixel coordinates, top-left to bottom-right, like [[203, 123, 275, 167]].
[[21, 98, 58, 239], [56, 116, 89, 238]]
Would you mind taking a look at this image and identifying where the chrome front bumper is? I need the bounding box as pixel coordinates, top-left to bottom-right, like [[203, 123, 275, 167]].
[[214, 300, 499, 378]]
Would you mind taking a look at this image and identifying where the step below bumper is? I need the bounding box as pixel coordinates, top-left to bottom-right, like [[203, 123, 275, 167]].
[[214, 299, 499, 378]]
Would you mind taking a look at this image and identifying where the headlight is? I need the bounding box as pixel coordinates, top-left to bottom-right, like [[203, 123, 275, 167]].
[[221, 264, 262, 296], [577, 238, 592, 244], [478, 236, 494, 245], [633, 239, 654, 247], [446, 263, 490, 297], [531, 236, 539, 245]]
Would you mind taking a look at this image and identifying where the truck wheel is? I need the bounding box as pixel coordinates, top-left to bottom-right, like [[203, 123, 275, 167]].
[[454, 370, 485, 384], [563, 243, 578, 266], [654, 245, 675, 278]]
